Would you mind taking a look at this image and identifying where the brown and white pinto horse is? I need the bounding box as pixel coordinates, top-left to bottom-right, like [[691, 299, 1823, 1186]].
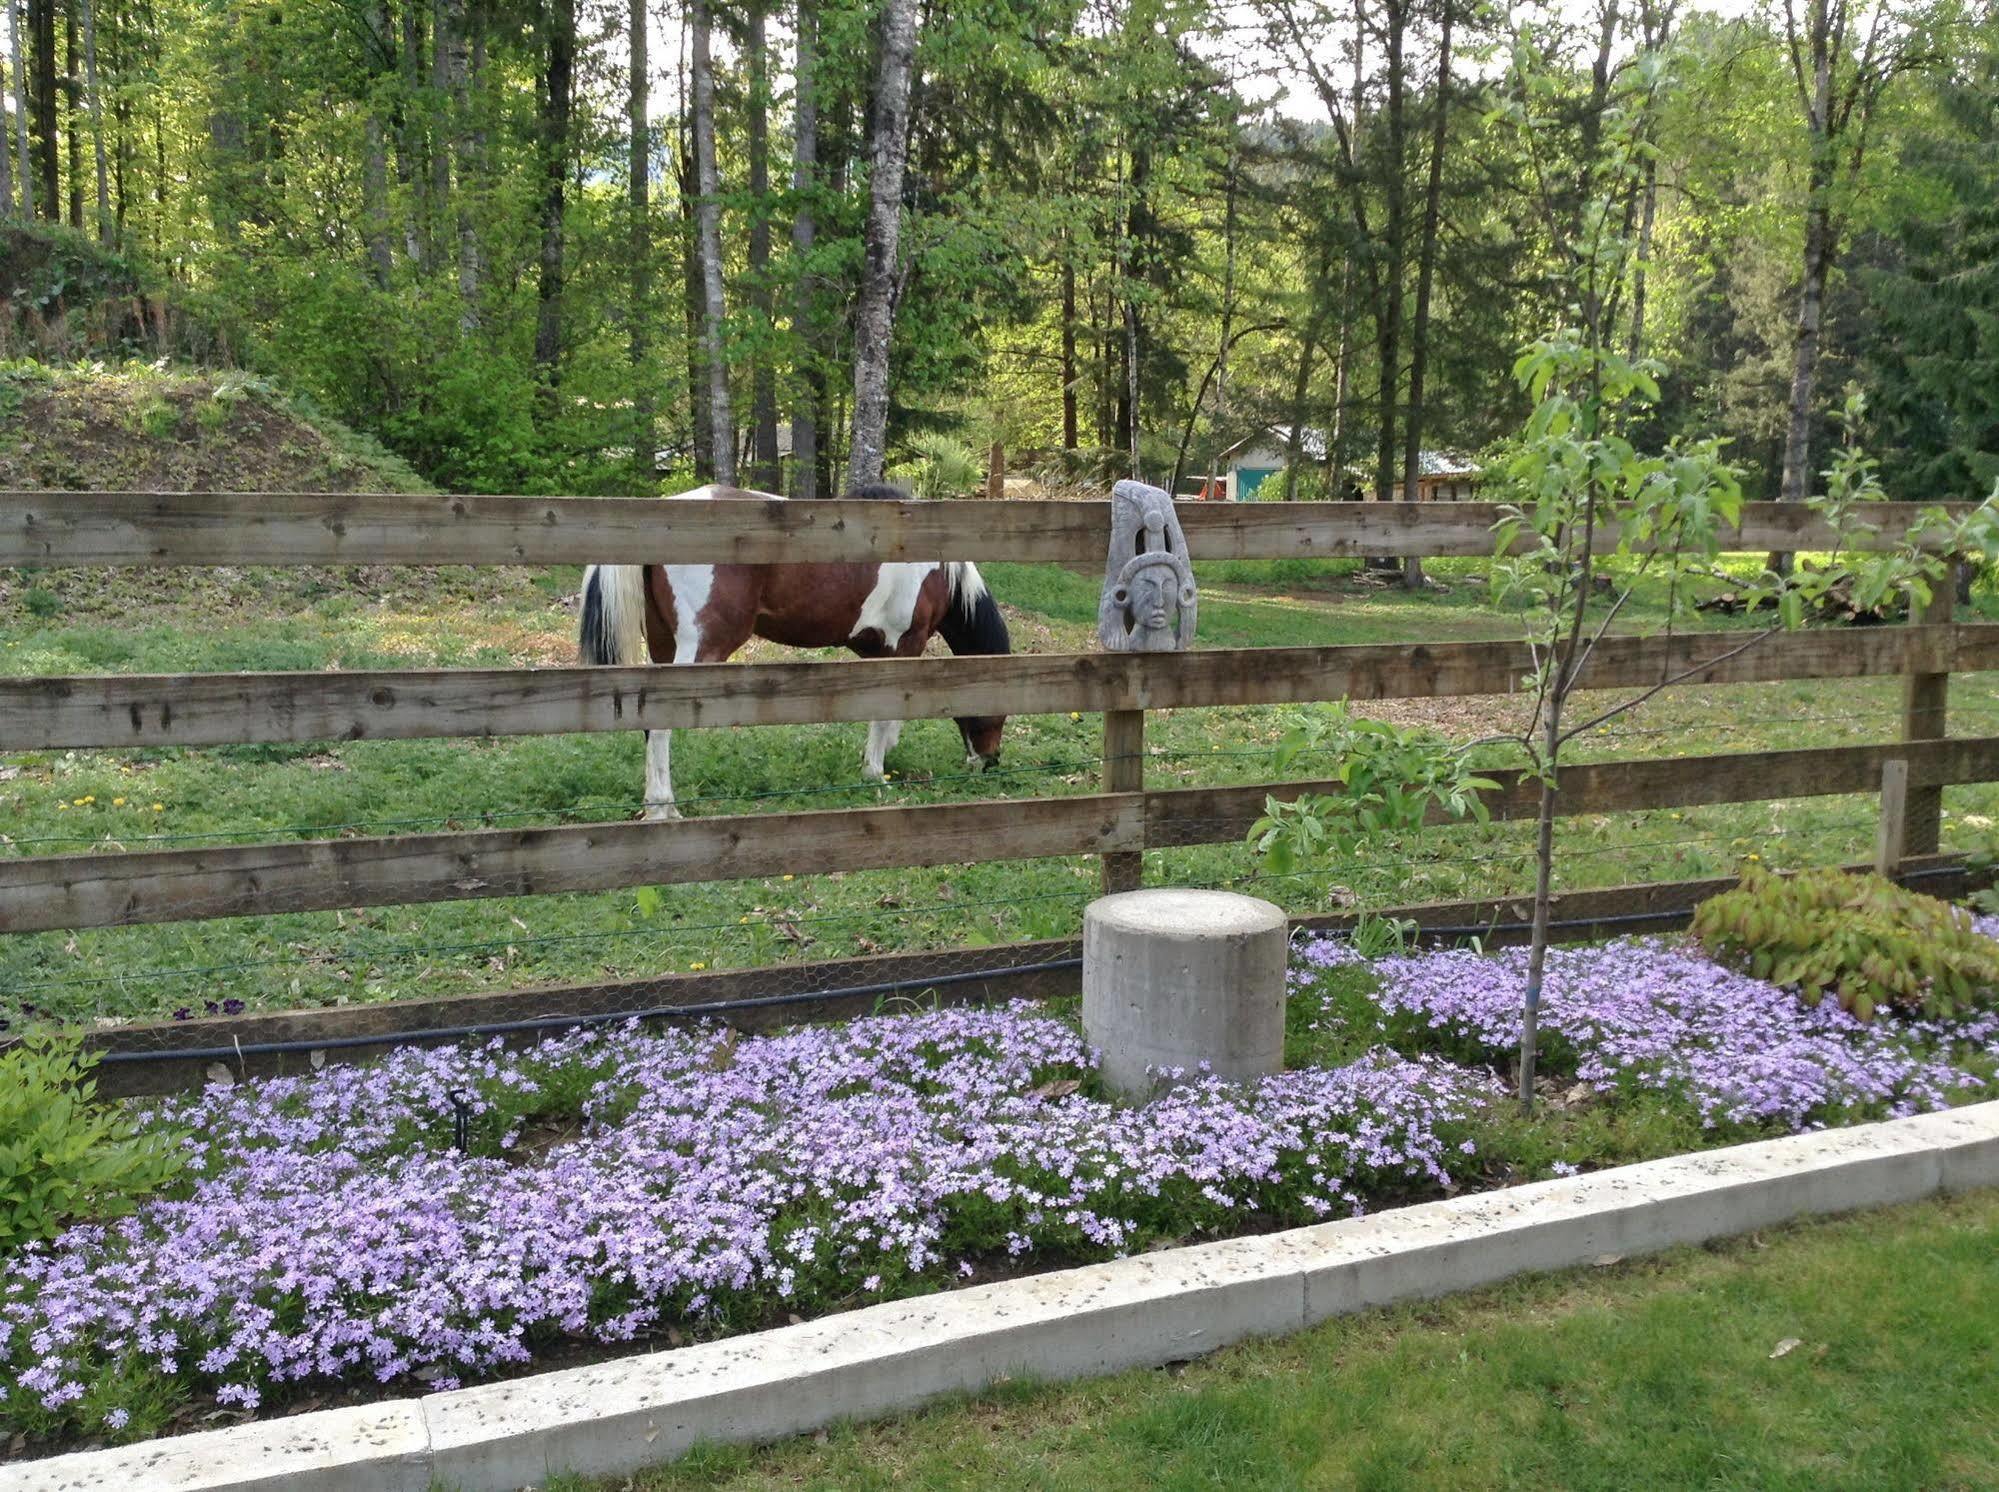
[[579, 484, 1012, 819]]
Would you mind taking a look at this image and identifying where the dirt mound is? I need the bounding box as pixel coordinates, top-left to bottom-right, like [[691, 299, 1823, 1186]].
[[0, 363, 557, 626], [0, 363, 424, 494]]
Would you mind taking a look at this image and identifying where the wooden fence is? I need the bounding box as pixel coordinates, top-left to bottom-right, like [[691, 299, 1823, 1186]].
[[1, 490, 1985, 1089]]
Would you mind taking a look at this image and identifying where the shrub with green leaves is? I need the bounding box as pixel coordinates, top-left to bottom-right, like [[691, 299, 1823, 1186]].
[[0, 1031, 186, 1252], [1245, 704, 1497, 875], [1690, 866, 1999, 1021], [890, 432, 983, 499]]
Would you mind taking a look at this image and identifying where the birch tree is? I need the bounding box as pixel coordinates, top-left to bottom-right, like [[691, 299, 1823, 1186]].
[[690, 0, 735, 482], [846, 0, 921, 489]]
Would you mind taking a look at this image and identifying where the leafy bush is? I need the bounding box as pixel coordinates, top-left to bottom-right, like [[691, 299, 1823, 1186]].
[[1245, 704, 1496, 874], [0, 1030, 185, 1252], [1690, 865, 1999, 1021], [891, 432, 983, 499]]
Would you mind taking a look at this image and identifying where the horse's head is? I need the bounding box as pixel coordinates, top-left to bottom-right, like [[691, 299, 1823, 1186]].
[[957, 714, 1005, 770], [937, 561, 1011, 771]]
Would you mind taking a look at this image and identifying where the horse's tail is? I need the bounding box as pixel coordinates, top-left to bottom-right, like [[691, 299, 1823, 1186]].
[[940, 561, 1011, 656], [579, 564, 649, 666]]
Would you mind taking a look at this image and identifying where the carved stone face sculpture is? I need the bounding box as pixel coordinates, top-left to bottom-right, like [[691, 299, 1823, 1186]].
[[1110, 552, 1197, 651], [1100, 479, 1197, 652]]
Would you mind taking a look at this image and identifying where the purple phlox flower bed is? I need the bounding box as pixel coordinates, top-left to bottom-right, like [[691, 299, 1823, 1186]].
[[1, 1004, 1491, 1442], [1294, 932, 1998, 1131]]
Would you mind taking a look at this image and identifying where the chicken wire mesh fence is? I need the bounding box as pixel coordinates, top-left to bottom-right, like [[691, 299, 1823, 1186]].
[[1, 800, 1922, 1083]]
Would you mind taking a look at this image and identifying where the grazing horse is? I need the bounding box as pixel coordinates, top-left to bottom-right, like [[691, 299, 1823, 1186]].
[[579, 484, 1012, 820]]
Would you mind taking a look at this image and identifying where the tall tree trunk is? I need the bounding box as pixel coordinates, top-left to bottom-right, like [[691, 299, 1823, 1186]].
[[679, 113, 714, 479], [1283, 243, 1333, 502], [1627, 151, 1658, 362], [1398, 1, 1451, 588], [787, 3, 820, 496], [627, 0, 651, 485], [429, 0, 452, 242], [1060, 251, 1078, 450], [533, 0, 573, 399], [1217, 147, 1238, 430], [1325, 266, 1351, 496], [690, 0, 734, 481], [0, 0, 19, 217], [62, 2, 78, 226], [361, 0, 394, 285], [79, 0, 105, 236], [845, 0, 919, 488], [109, 0, 129, 234], [398, 0, 425, 261], [363, 114, 392, 283], [1780, 159, 1834, 506], [446, 0, 481, 325], [788, 0, 821, 496], [745, 2, 779, 490], [27, 0, 54, 216], [1373, 0, 1408, 507], [1120, 143, 1150, 479]]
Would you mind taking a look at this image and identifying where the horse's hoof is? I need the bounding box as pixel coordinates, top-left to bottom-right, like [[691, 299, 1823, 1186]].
[[862, 768, 886, 783]]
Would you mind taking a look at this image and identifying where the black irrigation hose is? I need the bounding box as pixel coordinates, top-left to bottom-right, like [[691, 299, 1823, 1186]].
[[97, 864, 1976, 1067]]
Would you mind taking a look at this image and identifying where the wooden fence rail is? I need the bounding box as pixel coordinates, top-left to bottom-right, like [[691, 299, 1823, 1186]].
[[5, 624, 1992, 749], [1, 490, 1968, 567], [73, 854, 1976, 1100], [8, 734, 1997, 934], [2, 488, 1988, 974]]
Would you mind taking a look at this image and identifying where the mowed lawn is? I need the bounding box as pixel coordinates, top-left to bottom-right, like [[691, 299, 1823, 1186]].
[[7, 557, 1999, 1025], [553, 1191, 1999, 1492]]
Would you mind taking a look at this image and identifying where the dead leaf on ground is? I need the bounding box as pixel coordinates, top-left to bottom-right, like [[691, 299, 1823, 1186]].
[[1769, 1337, 1803, 1359]]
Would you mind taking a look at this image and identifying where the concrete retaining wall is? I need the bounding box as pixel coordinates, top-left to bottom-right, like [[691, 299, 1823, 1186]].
[[9, 1101, 1997, 1492]]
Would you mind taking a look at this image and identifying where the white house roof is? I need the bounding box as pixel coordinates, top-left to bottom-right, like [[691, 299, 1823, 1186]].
[[1219, 426, 1480, 479], [1220, 424, 1329, 463]]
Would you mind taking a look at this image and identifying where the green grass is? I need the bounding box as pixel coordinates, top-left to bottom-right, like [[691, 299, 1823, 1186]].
[[7, 561, 1999, 1027], [549, 1191, 1999, 1492]]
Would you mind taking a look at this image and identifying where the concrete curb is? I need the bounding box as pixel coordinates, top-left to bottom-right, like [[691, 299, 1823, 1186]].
[[9, 1100, 1998, 1492]]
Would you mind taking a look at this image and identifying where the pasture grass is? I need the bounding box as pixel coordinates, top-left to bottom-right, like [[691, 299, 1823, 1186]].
[[7, 560, 1999, 1027], [550, 1190, 1999, 1492]]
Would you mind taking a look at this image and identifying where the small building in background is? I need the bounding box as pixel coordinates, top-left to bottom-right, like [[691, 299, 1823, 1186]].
[[1212, 425, 1482, 501]]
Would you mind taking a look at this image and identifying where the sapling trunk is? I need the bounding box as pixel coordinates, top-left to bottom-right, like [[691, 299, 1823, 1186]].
[[1520, 728, 1559, 1110]]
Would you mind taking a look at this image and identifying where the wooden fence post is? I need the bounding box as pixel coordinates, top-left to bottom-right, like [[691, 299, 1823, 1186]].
[[986, 441, 1006, 500], [1903, 569, 1953, 855], [1875, 758, 1910, 879], [1101, 709, 1145, 894]]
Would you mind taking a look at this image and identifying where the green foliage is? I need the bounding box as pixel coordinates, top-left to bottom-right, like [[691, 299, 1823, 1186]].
[[1691, 866, 1999, 1022], [891, 433, 984, 499], [1244, 704, 1497, 874], [0, 1031, 186, 1252]]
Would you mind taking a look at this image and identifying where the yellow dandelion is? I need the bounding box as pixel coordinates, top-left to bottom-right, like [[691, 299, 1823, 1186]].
[[151, 802, 164, 812], [738, 916, 751, 924], [112, 796, 126, 806], [57, 801, 68, 811], [690, 961, 706, 971], [1068, 711, 1082, 721], [781, 874, 794, 881]]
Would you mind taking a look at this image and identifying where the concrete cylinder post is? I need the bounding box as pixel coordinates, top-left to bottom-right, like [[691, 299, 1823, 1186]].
[[1082, 889, 1288, 1100]]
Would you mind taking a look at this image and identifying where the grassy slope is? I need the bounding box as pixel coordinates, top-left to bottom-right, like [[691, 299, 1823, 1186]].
[[7, 393, 1999, 1025], [556, 1191, 1999, 1492]]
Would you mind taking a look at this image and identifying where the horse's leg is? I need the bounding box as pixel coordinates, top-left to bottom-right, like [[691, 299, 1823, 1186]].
[[863, 720, 903, 780], [643, 730, 677, 821]]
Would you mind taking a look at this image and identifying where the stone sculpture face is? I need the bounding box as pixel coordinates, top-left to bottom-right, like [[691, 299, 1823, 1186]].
[[1099, 479, 1196, 652]]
